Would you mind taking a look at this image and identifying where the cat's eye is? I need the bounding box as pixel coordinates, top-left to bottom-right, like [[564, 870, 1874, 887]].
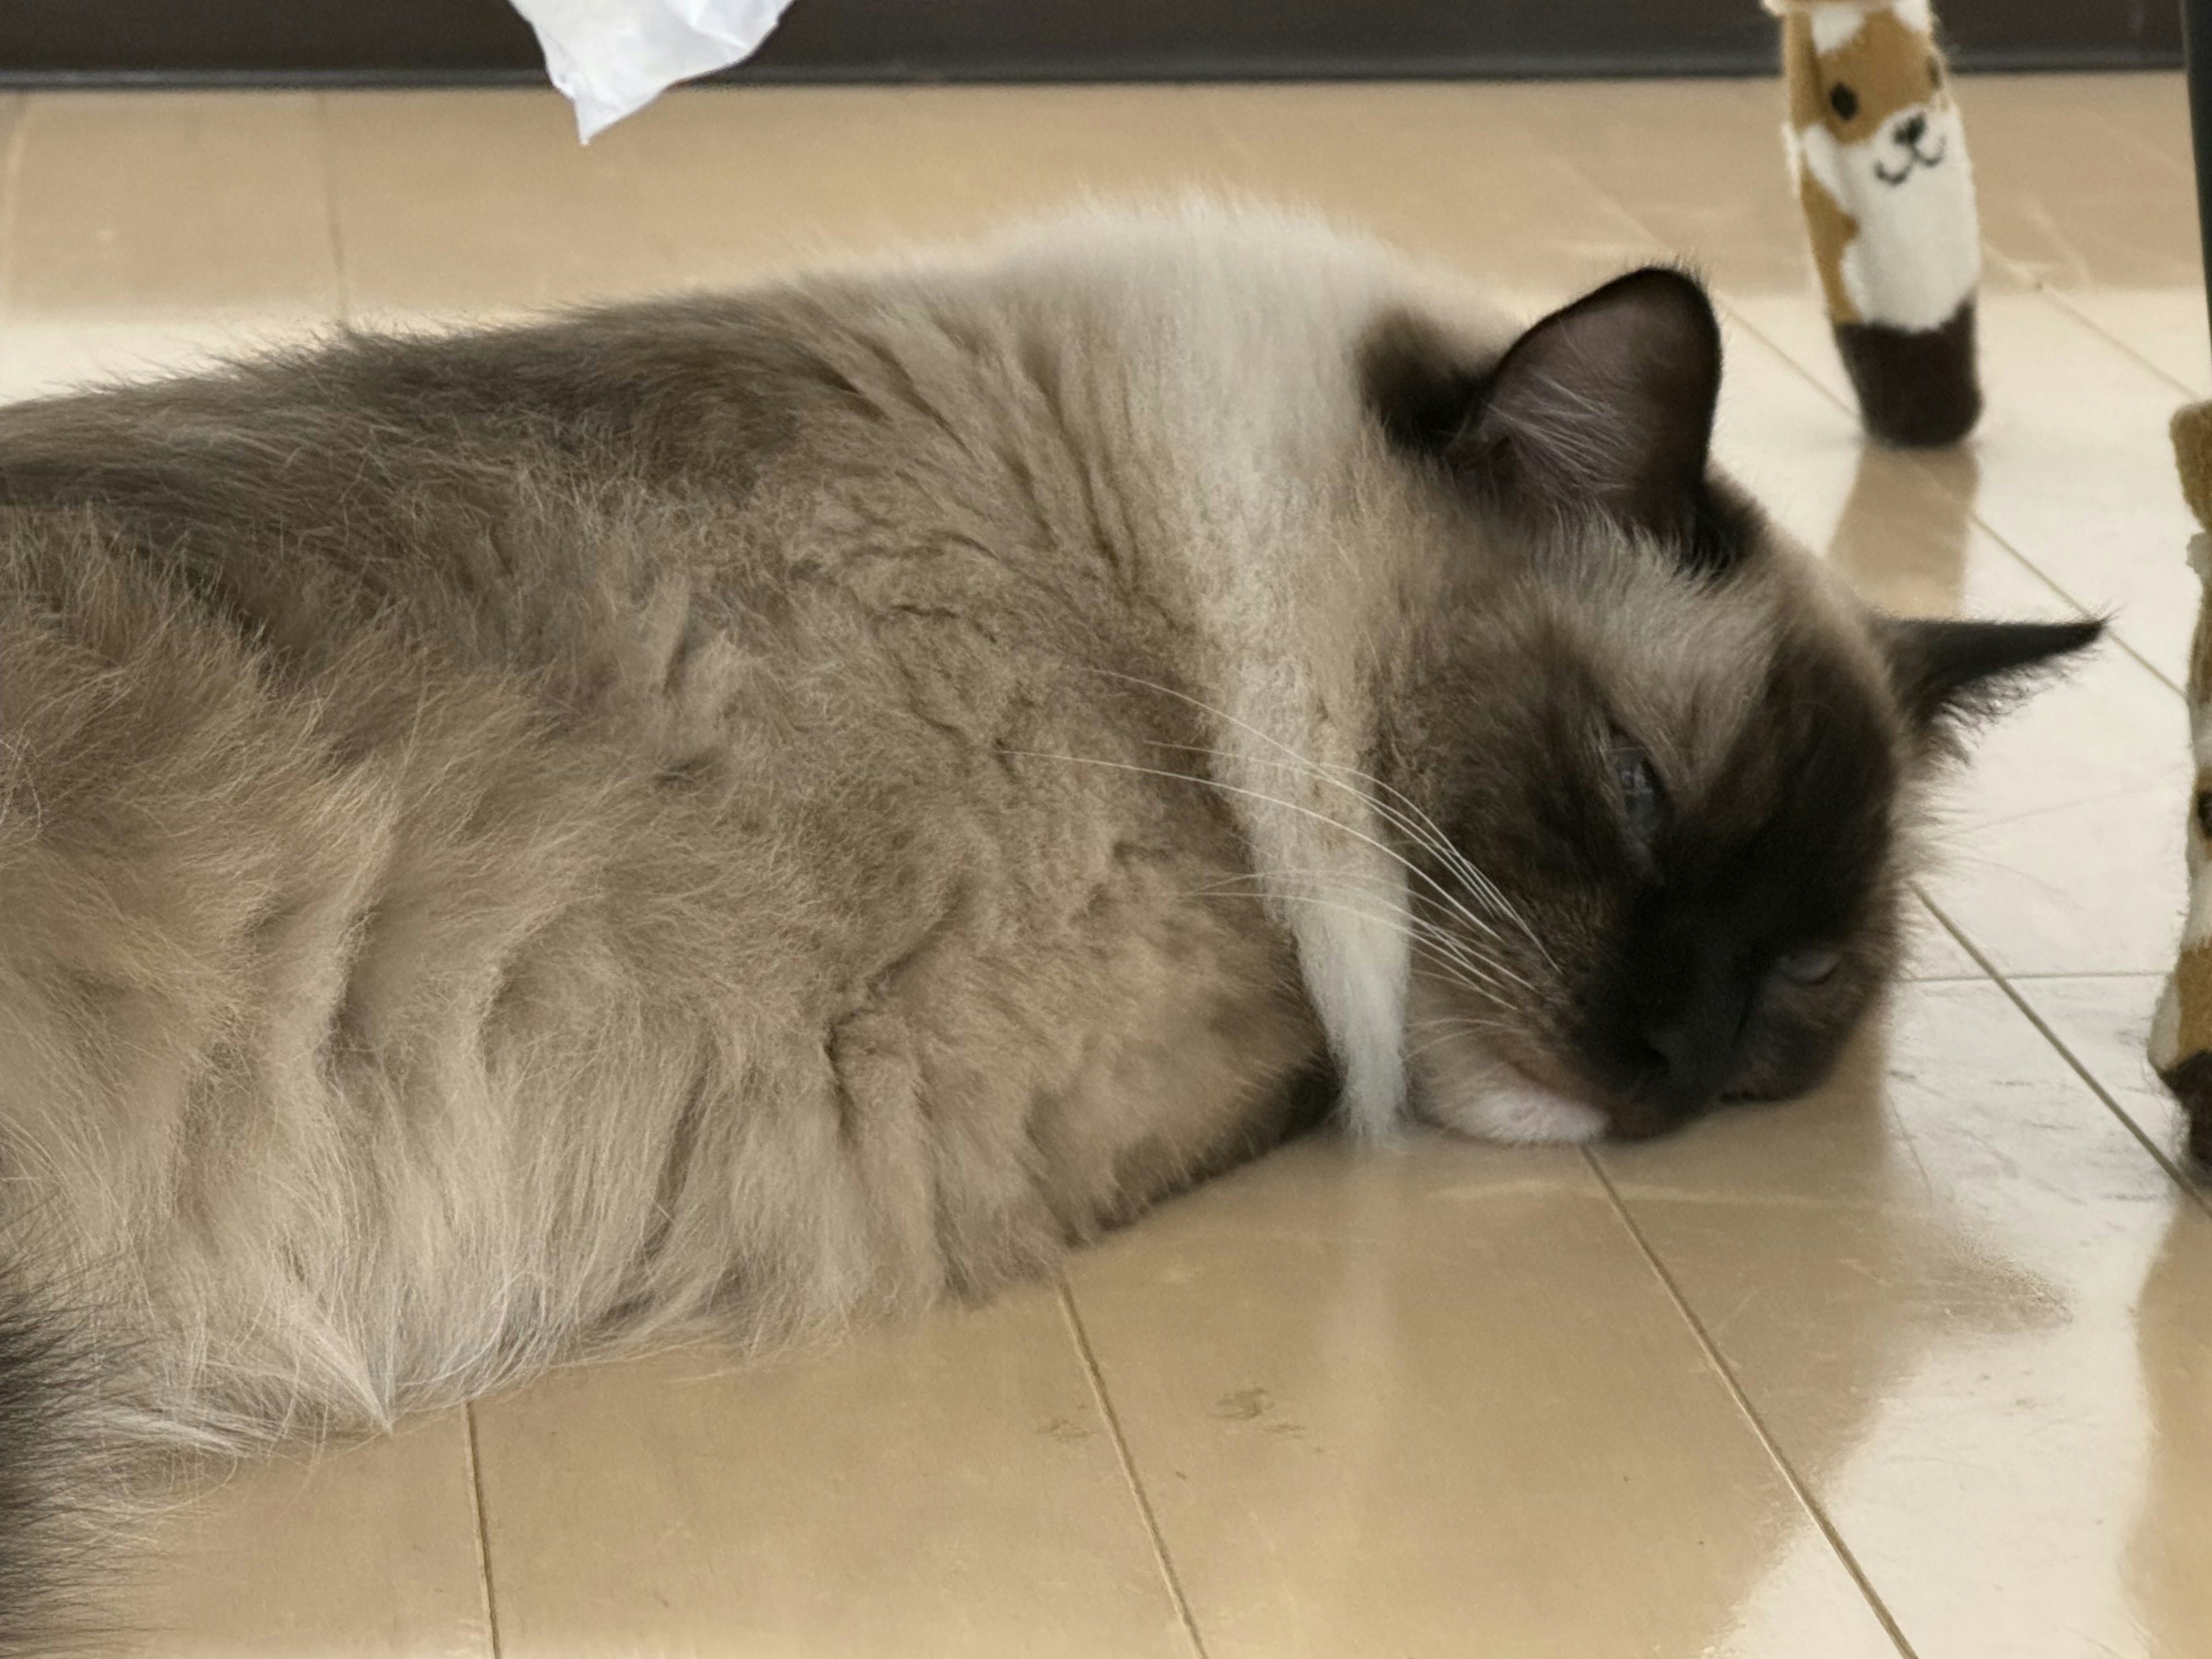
[[1776, 947, 1843, 986], [1828, 83, 1859, 121], [1612, 744, 1667, 844]]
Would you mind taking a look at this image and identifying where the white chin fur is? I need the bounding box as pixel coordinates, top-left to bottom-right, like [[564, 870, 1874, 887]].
[[1406, 1012, 1608, 1145], [1426, 1070, 1609, 1145]]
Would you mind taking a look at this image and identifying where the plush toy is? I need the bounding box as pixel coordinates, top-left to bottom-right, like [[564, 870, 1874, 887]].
[[2149, 402, 2212, 1165], [1771, 0, 1983, 446]]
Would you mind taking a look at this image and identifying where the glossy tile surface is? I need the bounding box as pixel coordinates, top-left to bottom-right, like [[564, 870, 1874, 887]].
[[470, 1285, 1194, 1658], [5, 74, 2207, 1657], [1604, 982, 2212, 1658], [126, 1413, 494, 1656], [1065, 1141, 1899, 1658], [0, 92, 340, 399]]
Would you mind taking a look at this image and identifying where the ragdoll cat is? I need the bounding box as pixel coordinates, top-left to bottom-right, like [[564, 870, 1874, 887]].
[[0, 204, 2093, 1643]]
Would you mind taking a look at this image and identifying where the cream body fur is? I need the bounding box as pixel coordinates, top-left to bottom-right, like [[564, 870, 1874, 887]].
[[0, 211, 1483, 1455]]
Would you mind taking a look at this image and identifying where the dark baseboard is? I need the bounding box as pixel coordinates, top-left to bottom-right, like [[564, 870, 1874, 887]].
[[0, 0, 2180, 86]]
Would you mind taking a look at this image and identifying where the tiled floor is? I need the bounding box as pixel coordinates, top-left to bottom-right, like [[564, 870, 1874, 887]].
[[6, 71, 2207, 1658]]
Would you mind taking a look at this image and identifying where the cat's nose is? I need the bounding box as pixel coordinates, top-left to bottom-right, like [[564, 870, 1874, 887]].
[[1895, 112, 1927, 146], [1641, 1012, 1734, 1109]]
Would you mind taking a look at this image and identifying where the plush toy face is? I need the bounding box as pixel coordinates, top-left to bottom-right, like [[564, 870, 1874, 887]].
[[1783, 0, 1980, 333], [1790, 2, 1956, 157]]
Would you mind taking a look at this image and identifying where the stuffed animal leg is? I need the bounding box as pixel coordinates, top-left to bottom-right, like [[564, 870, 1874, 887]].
[[2149, 402, 2212, 1165], [1772, 0, 1983, 446]]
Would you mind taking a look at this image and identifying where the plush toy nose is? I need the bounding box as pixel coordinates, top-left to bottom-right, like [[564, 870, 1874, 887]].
[[1895, 112, 1928, 146]]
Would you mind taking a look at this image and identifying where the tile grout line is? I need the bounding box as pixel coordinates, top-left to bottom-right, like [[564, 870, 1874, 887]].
[[461, 1403, 509, 1659], [1052, 1274, 1211, 1659], [2034, 280, 2206, 402], [1976, 235, 2206, 404], [1578, 1147, 1925, 1659], [1915, 887, 2212, 1216], [311, 92, 354, 327]]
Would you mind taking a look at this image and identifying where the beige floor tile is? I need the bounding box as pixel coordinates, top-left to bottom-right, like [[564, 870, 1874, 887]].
[[2056, 287, 2211, 399], [1967, 75, 2203, 294], [322, 80, 1675, 331], [0, 94, 21, 187], [1196, 82, 1658, 297], [1605, 979, 2212, 1658], [2018, 972, 2201, 1180], [123, 1411, 493, 1656], [0, 92, 340, 401], [468, 1282, 1195, 1658], [1907, 512, 2188, 979], [326, 84, 1244, 321], [2067, 72, 2198, 179], [1065, 1138, 1899, 1658], [1487, 78, 1831, 298], [1915, 638, 2189, 978], [1953, 75, 2207, 400], [2, 92, 338, 321]]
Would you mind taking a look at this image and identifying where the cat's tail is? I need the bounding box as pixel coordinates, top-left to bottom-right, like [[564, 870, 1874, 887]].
[[0, 1249, 119, 1656]]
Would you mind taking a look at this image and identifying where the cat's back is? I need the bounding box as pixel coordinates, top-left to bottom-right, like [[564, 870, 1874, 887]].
[[0, 203, 1506, 653]]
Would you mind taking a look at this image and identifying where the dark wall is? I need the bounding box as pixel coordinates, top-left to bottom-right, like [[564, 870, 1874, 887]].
[[0, 0, 2181, 84]]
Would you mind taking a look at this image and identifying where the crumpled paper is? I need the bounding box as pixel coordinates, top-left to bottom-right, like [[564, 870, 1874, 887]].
[[510, 0, 798, 141]]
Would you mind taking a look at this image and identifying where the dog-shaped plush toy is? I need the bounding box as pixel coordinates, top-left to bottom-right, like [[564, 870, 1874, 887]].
[[1773, 0, 1983, 446], [2150, 406, 2212, 1165]]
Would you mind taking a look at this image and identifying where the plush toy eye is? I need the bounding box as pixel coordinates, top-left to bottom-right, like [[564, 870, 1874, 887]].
[[1927, 55, 1944, 89], [1777, 947, 1843, 986], [1829, 82, 1859, 121], [1613, 744, 1668, 844]]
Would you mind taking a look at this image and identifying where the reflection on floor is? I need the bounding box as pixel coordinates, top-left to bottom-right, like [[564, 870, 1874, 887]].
[[5, 73, 2207, 1659]]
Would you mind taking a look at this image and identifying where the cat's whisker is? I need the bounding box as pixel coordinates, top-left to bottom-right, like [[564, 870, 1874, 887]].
[[1002, 745, 1522, 971], [1101, 724, 1537, 968], [1132, 735, 1514, 923], [1188, 883, 1522, 1002], [1297, 752, 1559, 973], [1260, 870, 1536, 993], [1184, 863, 1533, 995], [1088, 668, 1557, 968], [1120, 723, 1552, 971]]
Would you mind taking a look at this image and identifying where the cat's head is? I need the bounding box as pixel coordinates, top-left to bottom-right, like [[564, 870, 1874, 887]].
[[1363, 266, 2097, 1142]]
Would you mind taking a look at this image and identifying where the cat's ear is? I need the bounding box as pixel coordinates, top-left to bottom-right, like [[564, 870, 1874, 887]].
[[1876, 615, 2104, 738], [1459, 266, 1724, 546]]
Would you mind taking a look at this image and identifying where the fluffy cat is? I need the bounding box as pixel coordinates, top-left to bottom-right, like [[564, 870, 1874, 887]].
[[0, 204, 2092, 1645]]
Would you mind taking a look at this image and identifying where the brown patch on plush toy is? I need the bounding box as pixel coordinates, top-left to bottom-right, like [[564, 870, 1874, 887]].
[[1796, 166, 1862, 322], [1775, 1, 1982, 447]]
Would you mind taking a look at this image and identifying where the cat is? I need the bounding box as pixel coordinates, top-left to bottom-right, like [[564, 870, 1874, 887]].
[[0, 203, 2094, 1645]]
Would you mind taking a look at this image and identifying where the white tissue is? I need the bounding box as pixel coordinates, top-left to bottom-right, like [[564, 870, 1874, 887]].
[[510, 0, 798, 141]]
